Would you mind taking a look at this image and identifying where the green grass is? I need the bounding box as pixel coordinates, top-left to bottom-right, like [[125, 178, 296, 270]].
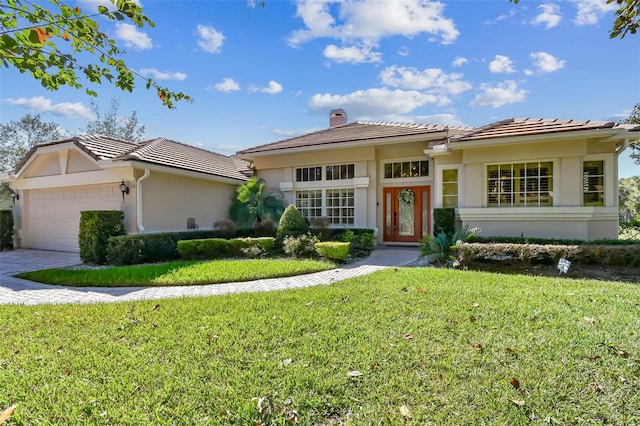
[[15, 259, 336, 287], [1, 268, 638, 425]]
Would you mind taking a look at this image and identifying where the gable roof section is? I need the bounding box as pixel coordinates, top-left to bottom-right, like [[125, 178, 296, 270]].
[[118, 137, 249, 181], [237, 121, 474, 156], [14, 134, 249, 182]]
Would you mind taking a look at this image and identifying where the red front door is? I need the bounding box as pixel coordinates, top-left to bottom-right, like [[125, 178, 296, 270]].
[[383, 186, 430, 243]]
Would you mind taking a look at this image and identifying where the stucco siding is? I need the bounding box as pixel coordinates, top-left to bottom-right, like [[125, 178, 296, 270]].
[[140, 173, 236, 232]]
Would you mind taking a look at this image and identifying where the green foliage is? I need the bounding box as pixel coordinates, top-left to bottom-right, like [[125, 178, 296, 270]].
[[177, 237, 276, 260], [433, 207, 455, 237], [79, 210, 125, 264], [253, 218, 275, 237], [315, 241, 350, 261], [468, 235, 640, 246], [0, 0, 192, 109], [105, 230, 222, 265], [620, 102, 640, 164], [420, 225, 479, 260], [341, 228, 376, 256], [213, 219, 236, 239], [455, 242, 640, 268], [619, 176, 640, 221], [230, 177, 286, 231], [0, 113, 65, 171], [276, 204, 308, 242], [283, 232, 319, 259], [84, 98, 145, 141], [309, 217, 332, 241], [0, 209, 14, 250]]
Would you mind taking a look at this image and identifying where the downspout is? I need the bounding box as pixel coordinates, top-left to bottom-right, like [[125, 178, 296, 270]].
[[136, 169, 151, 233]]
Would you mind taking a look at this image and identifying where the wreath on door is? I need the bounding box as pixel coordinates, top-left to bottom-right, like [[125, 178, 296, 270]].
[[398, 188, 415, 205]]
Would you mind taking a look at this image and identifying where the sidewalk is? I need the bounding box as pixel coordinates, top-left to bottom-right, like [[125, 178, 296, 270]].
[[0, 247, 421, 306]]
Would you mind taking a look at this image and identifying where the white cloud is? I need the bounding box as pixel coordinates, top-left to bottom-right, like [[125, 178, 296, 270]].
[[308, 88, 439, 117], [197, 24, 225, 53], [115, 23, 153, 50], [261, 80, 283, 95], [452, 56, 468, 67], [489, 55, 515, 74], [213, 78, 241, 92], [379, 66, 472, 97], [470, 81, 527, 108], [484, 9, 517, 25], [411, 113, 468, 127], [529, 51, 566, 73], [397, 46, 410, 57], [78, 0, 140, 11], [323, 44, 382, 63], [570, 0, 617, 25], [139, 69, 187, 81], [531, 4, 562, 29], [287, 0, 459, 55], [4, 96, 95, 120]]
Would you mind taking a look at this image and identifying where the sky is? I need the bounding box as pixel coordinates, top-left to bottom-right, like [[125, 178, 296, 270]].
[[1, 0, 639, 177]]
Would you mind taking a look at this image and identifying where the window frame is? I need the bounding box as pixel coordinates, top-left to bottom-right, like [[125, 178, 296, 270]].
[[485, 161, 554, 208]]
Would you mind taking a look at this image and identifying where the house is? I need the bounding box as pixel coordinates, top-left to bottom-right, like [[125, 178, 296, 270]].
[[3, 135, 249, 252], [237, 110, 640, 243]]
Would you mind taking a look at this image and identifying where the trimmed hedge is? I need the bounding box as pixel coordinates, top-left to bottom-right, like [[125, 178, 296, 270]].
[[468, 235, 640, 246], [177, 237, 275, 260], [0, 210, 13, 251], [79, 210, 125, 264], [454, 242, 640, 268], [105, 230, 225, 265], [315, 241, 350, 261]]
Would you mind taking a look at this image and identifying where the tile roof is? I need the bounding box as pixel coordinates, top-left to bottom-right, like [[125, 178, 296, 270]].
[[15, 134, 249, 182], [237, 121, 474, 155], [118, 137, 249, 181], [449, 118, 620, 142]]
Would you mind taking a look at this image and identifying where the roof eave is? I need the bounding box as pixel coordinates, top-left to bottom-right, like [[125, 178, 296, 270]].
[[123, 160, 248, 185], [237, 131, 450, 160]]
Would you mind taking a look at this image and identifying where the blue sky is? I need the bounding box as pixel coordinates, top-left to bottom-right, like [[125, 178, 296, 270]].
[[2, 0, 639, 177]]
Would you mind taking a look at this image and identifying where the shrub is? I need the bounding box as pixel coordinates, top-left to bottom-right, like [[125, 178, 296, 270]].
[[105, 230, 223, 265], [433, 208, 455, 237], [283, 233, 319, 259], [310, 217, 332, 241], [276, 205, 308, 242], [453, 243, 640, 268], [339, 228, 376, 256], [315, 241, 350, 261], [254, 219, 276, 237], [79, 210, 125, 264], [177, 237, 276, 260], [420, 225, 479, 262], [0, 210, 13, 251], [213, 219, 236, 239]]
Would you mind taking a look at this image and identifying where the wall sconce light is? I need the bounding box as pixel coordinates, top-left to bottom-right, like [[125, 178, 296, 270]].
[[119, 180, 129, 202], [10, 190, 19, 206]]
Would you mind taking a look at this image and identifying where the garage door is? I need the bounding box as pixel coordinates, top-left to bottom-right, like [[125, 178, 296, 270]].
[[27, 185, 122, 252]]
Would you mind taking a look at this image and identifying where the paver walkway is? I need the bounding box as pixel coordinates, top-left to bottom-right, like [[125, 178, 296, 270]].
[[0, 247, 420, 306]]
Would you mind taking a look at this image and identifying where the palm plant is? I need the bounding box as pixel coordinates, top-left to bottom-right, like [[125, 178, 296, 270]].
[[229, 177, 286, 231]]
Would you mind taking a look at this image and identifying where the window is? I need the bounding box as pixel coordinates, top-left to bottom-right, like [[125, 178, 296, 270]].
[[442, 169, 458, 208], [583, 160, 604, 206], [326, 188, 354, 226], [326, 164, 354, 180], [295, 190, 323, 220], [487, 162, 553, 207], [384, 160, 429, 179], [295, 166, 322, 182]]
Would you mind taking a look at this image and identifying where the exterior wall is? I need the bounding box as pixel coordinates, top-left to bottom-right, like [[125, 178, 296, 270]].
[[433, 138, 621, 240], [139, 172, 236, 232]]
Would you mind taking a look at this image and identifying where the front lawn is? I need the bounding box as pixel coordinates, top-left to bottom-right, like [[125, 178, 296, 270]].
[[1, 268, 638, 424], [16, 259, 336, 287]]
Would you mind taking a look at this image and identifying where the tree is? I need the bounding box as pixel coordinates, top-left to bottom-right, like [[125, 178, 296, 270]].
[[0, 113, 65, 171], [0, 0, 191, 109], [510, 0, 639, 39], [620, 102, 640, 164], [229, 177, 286, 231], [619, 176, 640, 220], [84, 98, 145, 141]]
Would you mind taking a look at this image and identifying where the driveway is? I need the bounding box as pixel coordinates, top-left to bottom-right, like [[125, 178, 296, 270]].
[[0, 247, 421, 306]]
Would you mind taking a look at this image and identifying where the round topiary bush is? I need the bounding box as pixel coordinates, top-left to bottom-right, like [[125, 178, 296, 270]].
[[276, 204, 308, 242]]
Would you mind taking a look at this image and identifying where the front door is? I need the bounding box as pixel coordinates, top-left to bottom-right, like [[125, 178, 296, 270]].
[[383, 186, 430, 243]]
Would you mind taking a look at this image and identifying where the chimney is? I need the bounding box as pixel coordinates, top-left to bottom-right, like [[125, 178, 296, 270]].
[[329, 109, 347, 128]]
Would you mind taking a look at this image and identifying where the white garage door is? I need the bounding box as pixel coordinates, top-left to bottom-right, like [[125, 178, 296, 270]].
[[27, 185, 122, 252]]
